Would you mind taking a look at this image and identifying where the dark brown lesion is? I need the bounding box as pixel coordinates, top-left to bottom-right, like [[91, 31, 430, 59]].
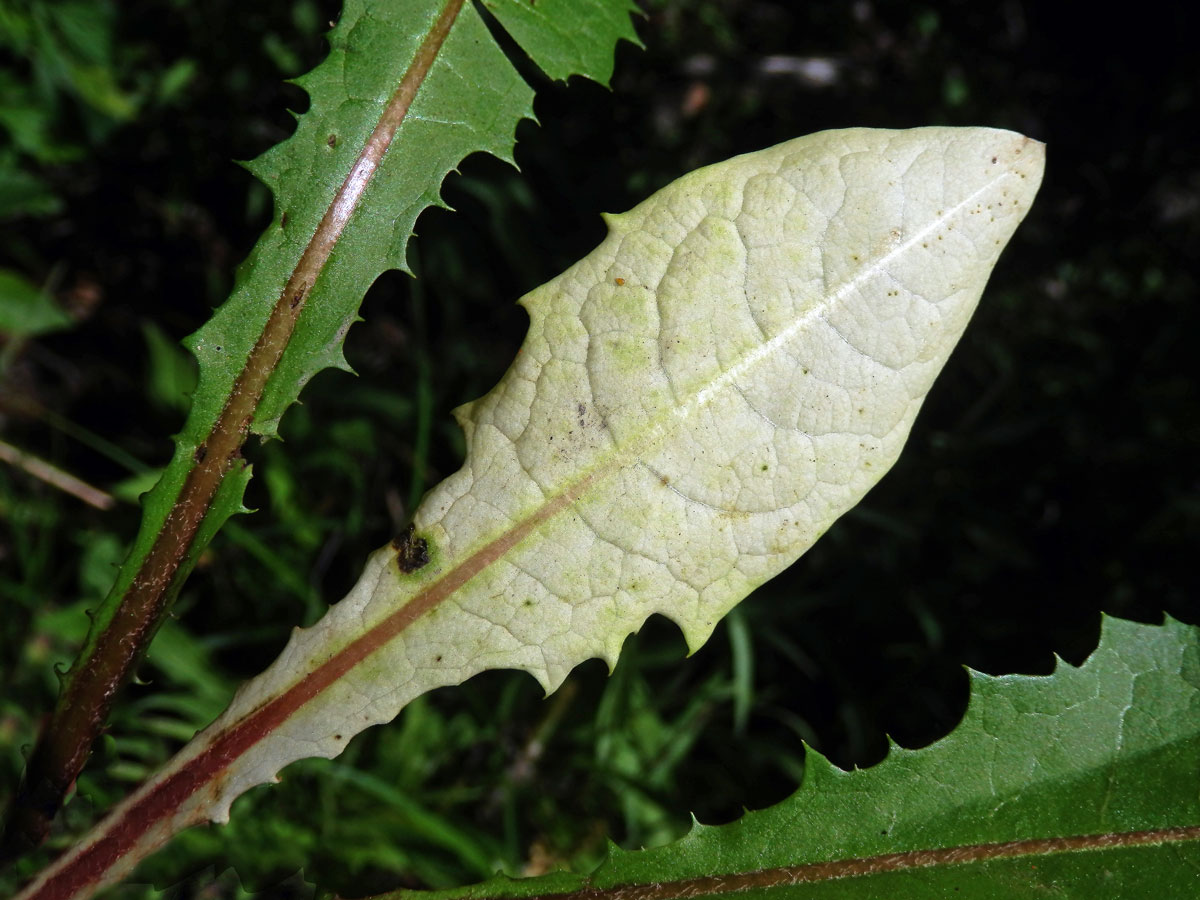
[[391, 524, 430, 574]]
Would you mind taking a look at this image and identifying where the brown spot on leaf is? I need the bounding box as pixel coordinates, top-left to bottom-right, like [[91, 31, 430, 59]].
[[392, 524, 430, 574]]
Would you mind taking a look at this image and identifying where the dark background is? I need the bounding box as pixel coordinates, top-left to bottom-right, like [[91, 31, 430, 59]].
[[1, 1, 1196, 896]]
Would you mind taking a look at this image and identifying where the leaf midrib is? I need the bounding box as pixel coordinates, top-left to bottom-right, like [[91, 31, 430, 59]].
[[505, 825, 1200, 900]]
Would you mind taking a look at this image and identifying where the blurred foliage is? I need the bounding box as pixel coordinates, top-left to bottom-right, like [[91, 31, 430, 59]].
[[1, 0, 1197, 898]]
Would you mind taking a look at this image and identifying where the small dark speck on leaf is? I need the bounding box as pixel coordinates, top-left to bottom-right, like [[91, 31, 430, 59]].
[[281, 212, 288, 227], [991, 156, 998, 164], [327, 134, 337, 148], [392, 524, 430, 573]]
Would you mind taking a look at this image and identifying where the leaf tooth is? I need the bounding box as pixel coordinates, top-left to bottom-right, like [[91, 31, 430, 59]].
[[528, 663, 560, 697], [599, 210, 631, 233], [666, 610, 720, 657], [452, 400, 479, 436]]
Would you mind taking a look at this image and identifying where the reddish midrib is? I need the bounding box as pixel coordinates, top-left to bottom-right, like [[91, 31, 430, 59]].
[[33, 480, 583, 900], [513, 825, 1200, 900]]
